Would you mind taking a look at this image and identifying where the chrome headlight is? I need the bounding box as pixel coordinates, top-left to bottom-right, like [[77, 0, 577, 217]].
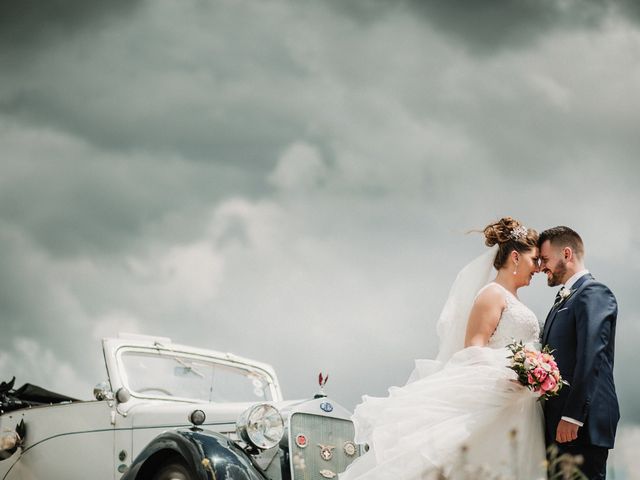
[[236, 404, 284, 450]]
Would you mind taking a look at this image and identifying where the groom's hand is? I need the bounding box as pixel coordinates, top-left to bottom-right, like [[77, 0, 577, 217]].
[[556, 419, 579, 443]]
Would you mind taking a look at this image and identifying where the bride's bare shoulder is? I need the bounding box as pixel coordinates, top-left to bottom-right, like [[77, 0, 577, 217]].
[[474, 283, 507, 309], [466, 283, 507, 346]]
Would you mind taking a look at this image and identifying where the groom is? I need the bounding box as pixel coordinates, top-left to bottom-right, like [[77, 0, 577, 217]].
[[539, 227, 619, 479]]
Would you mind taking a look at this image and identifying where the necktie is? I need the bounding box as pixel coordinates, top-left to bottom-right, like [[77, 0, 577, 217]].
[[554, 287, 564, 305]]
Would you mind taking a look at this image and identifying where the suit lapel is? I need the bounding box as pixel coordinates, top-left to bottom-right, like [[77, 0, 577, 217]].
[[541, 273, 593, 345], [542, 302, 560, 345]]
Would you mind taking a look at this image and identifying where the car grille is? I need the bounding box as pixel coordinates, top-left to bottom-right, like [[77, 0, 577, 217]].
[[289, 413, 359, 480]]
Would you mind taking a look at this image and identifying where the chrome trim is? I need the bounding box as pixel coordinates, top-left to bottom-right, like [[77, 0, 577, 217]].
[[112, 346, 280, 403]]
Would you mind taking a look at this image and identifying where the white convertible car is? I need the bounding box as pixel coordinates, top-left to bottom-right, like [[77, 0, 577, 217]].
[[0, 334, 360, 480]]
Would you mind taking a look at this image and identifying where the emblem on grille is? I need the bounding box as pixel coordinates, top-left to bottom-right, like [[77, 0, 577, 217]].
[[318, 444, 336, 461], [343, 441, 357, 456], [319, 469, 337, 478], [320, 401, 333, 412], [295, 433, 308, 448]]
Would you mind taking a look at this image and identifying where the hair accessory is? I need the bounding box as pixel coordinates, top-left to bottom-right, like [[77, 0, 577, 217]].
[[509, 225, 528, 241]]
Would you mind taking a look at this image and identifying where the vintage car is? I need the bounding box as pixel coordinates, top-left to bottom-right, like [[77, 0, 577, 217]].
[[0, 334, 361, 479]]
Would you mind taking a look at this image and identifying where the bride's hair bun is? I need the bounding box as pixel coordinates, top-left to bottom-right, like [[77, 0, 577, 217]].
[[482, 217, 538, 269], [483, 217, 522, 247]]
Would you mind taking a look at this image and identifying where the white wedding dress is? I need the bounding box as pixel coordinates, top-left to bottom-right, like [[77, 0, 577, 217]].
[[342, 248, 546, 480]]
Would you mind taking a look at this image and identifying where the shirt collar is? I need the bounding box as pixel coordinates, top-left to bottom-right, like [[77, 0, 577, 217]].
[[564, 269, 589, 290]]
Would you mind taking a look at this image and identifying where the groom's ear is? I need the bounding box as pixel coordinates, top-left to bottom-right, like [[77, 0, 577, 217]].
[[562, 246, 574, 261]]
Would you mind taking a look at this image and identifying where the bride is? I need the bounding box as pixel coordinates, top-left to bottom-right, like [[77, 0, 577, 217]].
[[342, 217, 546, 479]]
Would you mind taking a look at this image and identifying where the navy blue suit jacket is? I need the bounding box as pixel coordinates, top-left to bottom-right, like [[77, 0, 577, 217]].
[[541, 273, 619, 449]]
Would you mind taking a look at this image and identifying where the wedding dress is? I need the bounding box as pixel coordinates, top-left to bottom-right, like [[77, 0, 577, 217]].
[[342, 247, 546, 480]]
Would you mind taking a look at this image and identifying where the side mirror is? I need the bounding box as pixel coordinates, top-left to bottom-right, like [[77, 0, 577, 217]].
[[93, 382, 113, 401], [115, 387, 130, 404]]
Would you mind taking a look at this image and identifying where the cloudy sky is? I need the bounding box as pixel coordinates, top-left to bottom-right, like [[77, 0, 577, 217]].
[[1, 0, 640, 472]]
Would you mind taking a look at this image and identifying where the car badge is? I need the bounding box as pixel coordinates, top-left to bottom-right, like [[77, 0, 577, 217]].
[[295, 433, 308, 448], [318, 444, 336, 461], [319, 470, 337, 478], [343, 441, 357, 457], [320, 401, 333, 413]]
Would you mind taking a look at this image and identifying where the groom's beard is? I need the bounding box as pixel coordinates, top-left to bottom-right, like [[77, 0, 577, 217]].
[[547, 260, 567, 287]]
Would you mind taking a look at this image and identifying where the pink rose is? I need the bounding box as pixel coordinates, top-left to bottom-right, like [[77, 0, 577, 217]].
[[533, 367, 548, 382], [542, 375, 557, 392]]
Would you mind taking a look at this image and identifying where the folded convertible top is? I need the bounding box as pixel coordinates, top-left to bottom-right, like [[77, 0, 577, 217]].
[[1, 377, 78, 413]]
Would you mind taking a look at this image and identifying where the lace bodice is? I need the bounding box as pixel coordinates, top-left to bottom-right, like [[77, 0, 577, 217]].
[[479, 282, 540, 348]]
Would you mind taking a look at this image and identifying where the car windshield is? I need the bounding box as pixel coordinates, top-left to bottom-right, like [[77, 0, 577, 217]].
[[119, 350, 273, 402]]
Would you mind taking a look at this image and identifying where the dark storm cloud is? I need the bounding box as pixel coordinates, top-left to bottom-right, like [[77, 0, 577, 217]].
[[331, 0, 640, 52], [0, 0, 141, 55], [405, 0, 605, 51], [1, 87, 305, 165], [0, 0, 310, 166], [0, 147, 265, 257]]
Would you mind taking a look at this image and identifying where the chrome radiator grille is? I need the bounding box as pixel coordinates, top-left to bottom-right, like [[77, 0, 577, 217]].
[[289, 413, 359, 480]]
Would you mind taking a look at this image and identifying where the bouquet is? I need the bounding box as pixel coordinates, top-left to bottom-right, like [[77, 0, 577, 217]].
[[506, 340, 568, 400]]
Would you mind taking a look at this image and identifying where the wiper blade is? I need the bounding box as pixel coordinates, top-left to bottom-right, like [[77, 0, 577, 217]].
[[153, 341, 205, 378]]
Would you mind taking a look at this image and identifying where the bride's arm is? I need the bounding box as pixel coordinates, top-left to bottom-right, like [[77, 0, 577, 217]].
[[464, 287, 505, 347]]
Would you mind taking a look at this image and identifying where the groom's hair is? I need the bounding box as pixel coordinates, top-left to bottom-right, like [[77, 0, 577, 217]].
[[538, 226, 584, 258]]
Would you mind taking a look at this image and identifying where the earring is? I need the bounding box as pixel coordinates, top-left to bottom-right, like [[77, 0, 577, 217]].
[[513, 262, 518, 275]]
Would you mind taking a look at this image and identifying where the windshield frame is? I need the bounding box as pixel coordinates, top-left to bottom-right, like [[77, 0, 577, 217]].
[[114, 345, 279, 403]]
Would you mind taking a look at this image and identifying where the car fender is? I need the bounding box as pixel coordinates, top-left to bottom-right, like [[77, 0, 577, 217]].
[[122, 429, 265, 480]]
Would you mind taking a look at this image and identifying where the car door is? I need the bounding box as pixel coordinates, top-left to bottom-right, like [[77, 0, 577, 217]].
[[3, 401, 116, 480]]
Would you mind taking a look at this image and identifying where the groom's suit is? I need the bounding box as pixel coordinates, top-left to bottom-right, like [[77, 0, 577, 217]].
[[542, 273, 619, 478]]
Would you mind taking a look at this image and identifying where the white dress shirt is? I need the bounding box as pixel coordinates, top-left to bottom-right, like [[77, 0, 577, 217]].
[[564, 269, 590, 291], [560, 269, 589, 428]]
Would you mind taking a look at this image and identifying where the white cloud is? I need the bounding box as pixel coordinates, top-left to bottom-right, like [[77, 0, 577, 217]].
[[0, 338, 90, 400], [269, 142, 327, 191], [527, 73, 571, 111], [157, 242, 225, 305], [91, 311, 143, 342]]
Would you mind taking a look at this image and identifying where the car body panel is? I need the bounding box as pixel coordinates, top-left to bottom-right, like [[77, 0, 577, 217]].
[[0, 401, 115, 479]]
